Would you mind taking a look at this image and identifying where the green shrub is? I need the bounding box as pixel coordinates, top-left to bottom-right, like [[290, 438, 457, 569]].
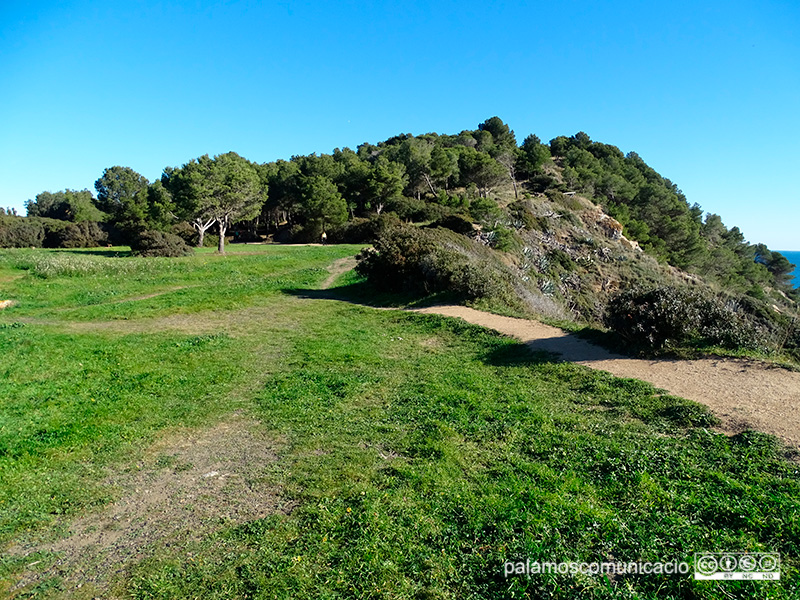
[[507, 201, 537, 230], [605, 286, 764, 351], [385, 197, 441, 222], [50, 221, 108, 248], [547, 248, 576, 273], [356, 224, 514, 302], [170, 222, 199, 246], [130, 230, 194, 257], [468, 197, 500, 223], [203, 233, 220, 248], [0, 217, 45, 247], [0, 217, 107, 248], [427, 214, 474, 235], [355, 225, 435, 293], [489, 226, 516, 252], [328, 214, 401, 243]]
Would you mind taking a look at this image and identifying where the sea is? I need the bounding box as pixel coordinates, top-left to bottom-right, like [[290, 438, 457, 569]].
[[780, 251, 800, 288]]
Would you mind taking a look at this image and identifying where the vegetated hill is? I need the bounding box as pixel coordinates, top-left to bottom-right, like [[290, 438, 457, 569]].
[[7, 117, 798, 359], [345, 122, 799, 362]]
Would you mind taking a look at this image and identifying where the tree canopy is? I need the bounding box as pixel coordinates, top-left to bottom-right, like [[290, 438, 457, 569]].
[[180, 152, 266, 253], [26, 190, 104, 223], [5, 117, 795, 303]]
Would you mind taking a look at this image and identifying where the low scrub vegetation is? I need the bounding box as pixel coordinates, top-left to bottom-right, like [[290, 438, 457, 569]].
[[0, 217, 108, 249], [605, 286, 765, 351], [605, 285, 800, 362], [130, 230, 194, 257], [355, 223, 523, 309]]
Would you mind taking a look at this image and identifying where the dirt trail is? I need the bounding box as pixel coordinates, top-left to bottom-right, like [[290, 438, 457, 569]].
[[321, 256, 358, 289], [317, 258, 800, 448], [411, 306, 800, 450], [9, 414, 287, 595]]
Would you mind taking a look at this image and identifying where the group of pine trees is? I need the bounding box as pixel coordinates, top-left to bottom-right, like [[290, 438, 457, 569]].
[[550, 133, 795, 294], [3, 117, 795, 295]]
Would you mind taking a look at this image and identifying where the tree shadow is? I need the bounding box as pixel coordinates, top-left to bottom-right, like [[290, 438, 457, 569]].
[[481, 340, 558, 366], [281, 280, 458, 310], [52, 248, 133, 258]]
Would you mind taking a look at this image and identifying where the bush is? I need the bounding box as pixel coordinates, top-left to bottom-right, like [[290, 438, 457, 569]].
[[490, 226, 517, 252], [605, 286, 764, 351], [385, 197, 432, 222], [50, 221, 108, 248], [130, 230, 194, 257], [0, 217, 107, 248], [507, 201, 537, 230], [426, 214, 474, 235], [468, 197, 500, 223], [547, 248, 576, 273], [328, 214, 401, 243], [171, 222, 199, 246], [203, 233, 220, 248], [0, 217, 45, 247], [356, 223, 517, 303]]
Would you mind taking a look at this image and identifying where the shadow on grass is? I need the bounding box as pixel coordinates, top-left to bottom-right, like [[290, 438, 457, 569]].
[[481, 340, 556, 366], [53, 248, 133, 258], [283, 281, 623, 367], [281, 280, 461, 310]]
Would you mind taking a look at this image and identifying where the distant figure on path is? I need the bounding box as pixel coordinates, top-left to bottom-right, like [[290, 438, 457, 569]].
[[321, 231, 328, 245]]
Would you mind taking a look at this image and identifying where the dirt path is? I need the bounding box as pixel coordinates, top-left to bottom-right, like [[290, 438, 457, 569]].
[[321, 256, 358, 290], [317, 258, 800, 448], [8, 413, 288, 595], [411, 306, 800, 450]]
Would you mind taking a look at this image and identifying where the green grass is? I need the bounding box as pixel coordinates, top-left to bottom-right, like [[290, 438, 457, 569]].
[[0, 246, 798, 599]]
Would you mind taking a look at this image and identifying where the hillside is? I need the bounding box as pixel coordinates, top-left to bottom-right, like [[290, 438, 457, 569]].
[[7, 117, 798, 363], [0, 246, 798, 598]]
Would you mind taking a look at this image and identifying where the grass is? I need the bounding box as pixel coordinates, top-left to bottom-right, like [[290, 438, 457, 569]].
[[0, 245, 798, 599]]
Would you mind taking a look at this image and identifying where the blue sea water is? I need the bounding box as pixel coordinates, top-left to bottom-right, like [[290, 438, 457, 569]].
[[779, 251, 800, 288]]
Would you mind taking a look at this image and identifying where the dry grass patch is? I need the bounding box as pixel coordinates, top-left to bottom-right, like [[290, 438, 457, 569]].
[[8, 412, 289, 596]]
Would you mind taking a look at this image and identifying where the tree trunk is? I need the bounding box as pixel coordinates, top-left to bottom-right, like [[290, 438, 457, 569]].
[[218, 220, 227, 254], [193, 218, 215, 248], [423, 173, 437, 196]]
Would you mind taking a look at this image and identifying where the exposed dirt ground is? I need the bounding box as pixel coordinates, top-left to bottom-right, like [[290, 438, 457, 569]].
[[412, 305, 800, 451], [320, 258, 800, 450], [320, 255, 359, 289], [8, 413, 288, 596]]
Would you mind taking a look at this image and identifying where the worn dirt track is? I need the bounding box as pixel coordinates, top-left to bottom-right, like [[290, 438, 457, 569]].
[[321, 257, 800, 450], [411, 306, 800, 450]]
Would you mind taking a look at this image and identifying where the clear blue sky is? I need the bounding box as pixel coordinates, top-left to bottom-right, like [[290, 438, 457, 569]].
[[1, 0, 798, 249]]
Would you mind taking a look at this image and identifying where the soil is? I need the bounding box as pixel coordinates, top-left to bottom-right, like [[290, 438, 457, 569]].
[[320, 256, 358, 289], [8, 413, 288, 596]]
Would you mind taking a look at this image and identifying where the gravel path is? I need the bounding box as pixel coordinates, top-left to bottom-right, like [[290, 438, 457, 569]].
[[321, 257, 800, 449], [412, 305, 800, 450]]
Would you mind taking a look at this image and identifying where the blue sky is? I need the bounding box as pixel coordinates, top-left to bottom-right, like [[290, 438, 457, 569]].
[[1, 0, 798, 249]]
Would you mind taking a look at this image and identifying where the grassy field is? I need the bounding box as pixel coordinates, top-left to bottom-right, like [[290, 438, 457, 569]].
[[0, 245, 797, 599]]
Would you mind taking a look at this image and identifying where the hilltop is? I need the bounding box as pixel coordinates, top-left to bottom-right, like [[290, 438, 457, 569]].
[[4, 117, 799, 363]]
